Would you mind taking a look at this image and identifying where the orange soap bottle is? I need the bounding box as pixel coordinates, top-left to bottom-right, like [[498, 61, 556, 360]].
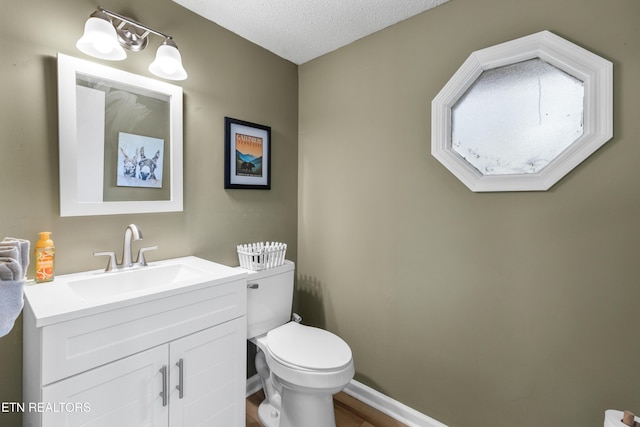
[[35, 232, 55, 283]]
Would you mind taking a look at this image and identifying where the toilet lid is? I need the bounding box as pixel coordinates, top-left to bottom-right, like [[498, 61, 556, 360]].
[[266, 322, 352, 370]]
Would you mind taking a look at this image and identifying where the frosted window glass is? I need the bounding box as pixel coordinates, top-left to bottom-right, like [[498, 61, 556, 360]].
[[451, 59, 584, 175]]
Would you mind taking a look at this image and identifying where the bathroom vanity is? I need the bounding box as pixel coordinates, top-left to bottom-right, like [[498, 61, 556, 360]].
[[22, 256, 247, 427]]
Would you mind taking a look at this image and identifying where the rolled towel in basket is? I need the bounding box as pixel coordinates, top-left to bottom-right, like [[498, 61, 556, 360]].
[[0, 256, 21, 281], [0, 247, 20, 279], [1, 237, 30, 278]]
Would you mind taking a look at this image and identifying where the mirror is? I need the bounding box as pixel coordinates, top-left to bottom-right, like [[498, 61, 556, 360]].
[[432, 31, 613, 192], [58, 54, 183, 216]]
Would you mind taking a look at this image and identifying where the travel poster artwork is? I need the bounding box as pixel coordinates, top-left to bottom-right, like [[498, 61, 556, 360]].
[[116, 132, 165, 189], [235, 133, 264, 178], [224, 117, 271, 189]]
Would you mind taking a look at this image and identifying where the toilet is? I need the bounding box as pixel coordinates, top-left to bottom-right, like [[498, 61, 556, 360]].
[[244, 260, 354, 427]]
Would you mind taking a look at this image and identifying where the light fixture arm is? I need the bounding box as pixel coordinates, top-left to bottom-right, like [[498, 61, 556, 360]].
[[98, 7, 173, 41], [116, 21, 150, 40]]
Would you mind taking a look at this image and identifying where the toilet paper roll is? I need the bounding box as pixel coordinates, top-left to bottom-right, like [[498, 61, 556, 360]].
[[605, 410, 640, 427]]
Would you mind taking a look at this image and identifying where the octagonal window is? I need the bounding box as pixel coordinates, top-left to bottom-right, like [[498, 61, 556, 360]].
[[432, 31, 612, 192]]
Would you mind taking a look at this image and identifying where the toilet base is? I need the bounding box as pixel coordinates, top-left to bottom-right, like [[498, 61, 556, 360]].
[[286, 386, 339, 427], [258, 387, 338, 427], [258, 400, 281, 427]]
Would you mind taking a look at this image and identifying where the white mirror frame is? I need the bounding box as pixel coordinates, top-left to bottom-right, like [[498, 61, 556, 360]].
[[432, 31, 613, 192], [58, 53, 183, 216]]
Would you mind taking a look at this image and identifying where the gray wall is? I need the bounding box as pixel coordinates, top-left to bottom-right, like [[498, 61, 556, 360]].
[[297, 0, 640, 426], [0, 0, 297, 425]]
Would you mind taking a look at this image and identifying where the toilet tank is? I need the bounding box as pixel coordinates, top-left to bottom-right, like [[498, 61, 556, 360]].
[[244, 260, 295, 339]]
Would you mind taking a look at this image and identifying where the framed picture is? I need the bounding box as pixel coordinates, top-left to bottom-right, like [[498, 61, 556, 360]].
[[224, 117, 271, 189]]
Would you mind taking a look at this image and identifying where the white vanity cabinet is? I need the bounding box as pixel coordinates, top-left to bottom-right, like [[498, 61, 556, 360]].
[[23, 257, 247, 427], [39, 318, 244, 426], [41, 343, 169, 426]]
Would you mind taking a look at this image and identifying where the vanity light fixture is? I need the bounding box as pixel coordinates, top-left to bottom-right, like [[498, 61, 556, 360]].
[[76, 7, 188, 81]]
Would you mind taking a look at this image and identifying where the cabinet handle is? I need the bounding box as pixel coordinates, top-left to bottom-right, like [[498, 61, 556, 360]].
[[159, 365, 168, 407], [176, 358, 184, 399], [247, 283, 259, 289]]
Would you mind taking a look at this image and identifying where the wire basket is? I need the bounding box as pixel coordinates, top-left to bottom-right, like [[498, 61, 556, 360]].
[[237, 242, 287, 271]]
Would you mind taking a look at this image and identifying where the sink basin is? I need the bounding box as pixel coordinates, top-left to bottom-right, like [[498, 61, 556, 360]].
[[23, 256, 247, 327], [68, 263, 209, 300]]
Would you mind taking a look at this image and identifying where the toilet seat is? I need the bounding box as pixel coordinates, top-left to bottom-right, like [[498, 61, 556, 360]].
[[259, 322, 355, 391], [266, 322, 352, 371]]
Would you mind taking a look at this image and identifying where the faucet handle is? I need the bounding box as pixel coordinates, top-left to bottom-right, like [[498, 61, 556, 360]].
[[136, 246, 158, 266], [94, 251, 117, 272]]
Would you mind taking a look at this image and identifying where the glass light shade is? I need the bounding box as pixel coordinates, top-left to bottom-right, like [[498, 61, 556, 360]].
[[149, 42, 188, 81], [76, 16, 126, 61]]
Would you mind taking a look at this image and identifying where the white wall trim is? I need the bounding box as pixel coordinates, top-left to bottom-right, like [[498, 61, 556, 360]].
[[246, 375, 447, 427], [343, 379, 448, 427], [246, 373, 263, 397]]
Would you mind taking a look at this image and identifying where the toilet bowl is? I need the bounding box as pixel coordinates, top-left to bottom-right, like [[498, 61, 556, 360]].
[[244, 261, 355, 427], [253, 322, 354, 427]]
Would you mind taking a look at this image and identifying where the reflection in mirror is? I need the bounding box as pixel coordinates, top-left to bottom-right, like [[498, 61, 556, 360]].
[[452, 59, 584, 175], [76, 74, 171, 202]]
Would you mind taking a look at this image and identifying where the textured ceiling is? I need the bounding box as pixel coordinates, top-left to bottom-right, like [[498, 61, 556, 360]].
[[172, 0, 450, 64]]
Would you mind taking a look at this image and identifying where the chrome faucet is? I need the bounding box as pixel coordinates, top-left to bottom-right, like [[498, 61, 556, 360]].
[[94, 224, 157, 272], [122, 224, 142, 268]]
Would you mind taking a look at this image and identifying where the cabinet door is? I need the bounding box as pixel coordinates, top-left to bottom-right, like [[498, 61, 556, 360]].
[[42, 345, 169, 427], [169, 317, 246, 427]]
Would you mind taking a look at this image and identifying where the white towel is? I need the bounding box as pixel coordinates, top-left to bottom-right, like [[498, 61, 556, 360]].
[[0, 248, 20, 279], [0, 237, 29, 338], [0, 256, 21, 281], [1, 237, 30, 278], [0, 279, 24, 337]]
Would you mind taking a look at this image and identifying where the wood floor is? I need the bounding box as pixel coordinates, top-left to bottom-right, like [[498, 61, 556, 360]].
[[246, 390, 408, 427]]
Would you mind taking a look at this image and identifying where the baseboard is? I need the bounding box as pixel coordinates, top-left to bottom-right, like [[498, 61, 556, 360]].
[[343, 379, 448, 427], [246, 375, 447, 427], [246, 373, 263, 397]]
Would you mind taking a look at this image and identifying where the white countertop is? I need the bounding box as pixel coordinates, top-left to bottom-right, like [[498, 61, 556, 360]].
[[24, 256, 247, 327]]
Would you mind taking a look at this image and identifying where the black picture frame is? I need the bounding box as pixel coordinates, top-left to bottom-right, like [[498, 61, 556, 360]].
[[224, 117, 271, 189]]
